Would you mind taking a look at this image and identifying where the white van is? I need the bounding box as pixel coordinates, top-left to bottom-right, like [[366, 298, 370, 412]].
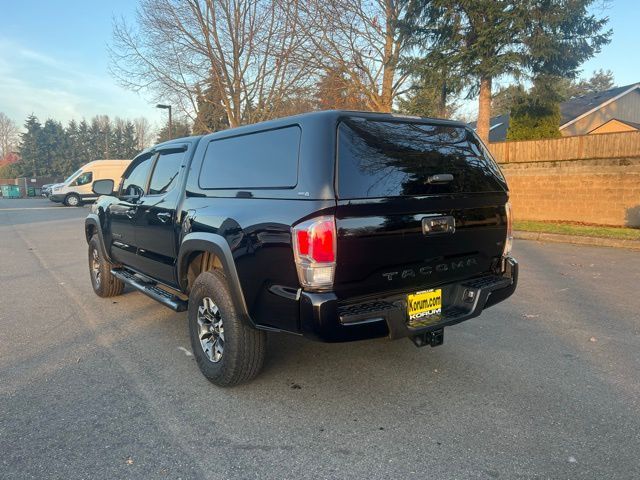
[[50, 159, 131, 206]]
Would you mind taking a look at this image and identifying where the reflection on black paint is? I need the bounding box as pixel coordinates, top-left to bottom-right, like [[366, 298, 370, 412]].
[[338, 118, 507, 199]]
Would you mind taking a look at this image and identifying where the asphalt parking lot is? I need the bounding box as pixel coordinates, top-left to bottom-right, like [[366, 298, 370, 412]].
[[1, 198, 639, 480]]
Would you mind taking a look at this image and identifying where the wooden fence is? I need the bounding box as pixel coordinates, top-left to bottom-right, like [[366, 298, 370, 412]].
[[488, 130, 640, 163]]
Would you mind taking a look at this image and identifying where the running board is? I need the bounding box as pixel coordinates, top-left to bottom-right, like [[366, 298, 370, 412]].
[[111, 268, 188, 312]]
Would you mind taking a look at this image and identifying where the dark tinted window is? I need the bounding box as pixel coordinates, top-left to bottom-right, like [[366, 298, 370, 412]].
[[199, 126, 300, 189], [338, 118, 506, 199], [148, 150, 184, 195], [121, 155, 154, 197]]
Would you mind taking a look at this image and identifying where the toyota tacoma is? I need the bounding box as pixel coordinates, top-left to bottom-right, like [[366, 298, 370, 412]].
[[85, 111, 518, 386]]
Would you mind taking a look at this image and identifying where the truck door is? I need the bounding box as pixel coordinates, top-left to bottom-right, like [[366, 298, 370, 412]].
[[133, 146, 187, 286], [108, 153, 156, 267]]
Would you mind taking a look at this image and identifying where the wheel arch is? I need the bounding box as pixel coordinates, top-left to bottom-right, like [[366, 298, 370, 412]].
[[178, 232, 252, 324], [85, 214, 113, 263]]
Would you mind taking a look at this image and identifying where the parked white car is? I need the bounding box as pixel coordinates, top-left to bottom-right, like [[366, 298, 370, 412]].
[[50, 159, 131, 206]]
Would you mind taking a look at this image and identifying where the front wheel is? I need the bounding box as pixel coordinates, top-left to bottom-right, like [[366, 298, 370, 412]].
[[88, 236, 124, 297], [188, 270, 266, 387], [64, 193, 81, 207]]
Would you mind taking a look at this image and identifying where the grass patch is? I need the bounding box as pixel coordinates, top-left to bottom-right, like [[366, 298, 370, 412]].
[[514, 220, 640, 241]]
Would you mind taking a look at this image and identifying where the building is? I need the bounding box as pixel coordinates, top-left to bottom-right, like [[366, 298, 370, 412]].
[[471, 82, 640, 142]]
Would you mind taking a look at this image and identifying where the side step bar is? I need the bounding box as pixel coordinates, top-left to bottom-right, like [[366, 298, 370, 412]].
[[111, 268, 188, 312]]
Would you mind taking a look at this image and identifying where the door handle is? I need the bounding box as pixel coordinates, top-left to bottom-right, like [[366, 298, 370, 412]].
[[156, 212, 172, 223], [125, 208, 137, 219], [426, 174, 454, 184]]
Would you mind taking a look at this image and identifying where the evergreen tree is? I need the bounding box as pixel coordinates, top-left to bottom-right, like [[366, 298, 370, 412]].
[[194, 79, 229, 135], [576, 69, 615, 95], [89, 117, 107, 160], [399, 47, 466, 119], [507, 76, 563, 140], [397, 80, 458, 119], [397, 58, 463, 119], [492, 84, 526, 116], [156, 118, 191, 143], [111, 118, 126, 158], [65, 119, 81, 173], [561, 69, 616, 99], [496, 68, 616, 138], [406, 0, 611, 142], [9, 113, 145, 179], [122, 121, 139, 158], [40, 119, 67, 176], [76, 119, 91, 167], [110, 118, 138, 158], [19, 115, 43, 177]]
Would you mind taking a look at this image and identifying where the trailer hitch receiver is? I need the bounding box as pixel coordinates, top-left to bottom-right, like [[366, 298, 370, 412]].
[[410, 328, 444, 348]]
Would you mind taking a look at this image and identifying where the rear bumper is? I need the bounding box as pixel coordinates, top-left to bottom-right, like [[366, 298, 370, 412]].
[[299, 257, 518, 342]]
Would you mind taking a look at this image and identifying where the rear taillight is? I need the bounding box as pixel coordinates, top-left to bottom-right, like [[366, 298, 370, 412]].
[[292, 216, 336, 290], [503, 202, 513, 257]]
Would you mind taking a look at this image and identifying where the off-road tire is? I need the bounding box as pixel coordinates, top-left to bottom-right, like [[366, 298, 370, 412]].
[[188, 270, 266, 387], [88, 235, 124, 297], [64, 193, 81, 207]]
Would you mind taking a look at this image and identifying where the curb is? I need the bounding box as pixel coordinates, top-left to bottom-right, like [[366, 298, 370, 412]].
[[515, 230, 640, 251]]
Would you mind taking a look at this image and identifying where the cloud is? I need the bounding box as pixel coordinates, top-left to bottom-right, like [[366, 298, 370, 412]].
[[0, 39, 163, 127]]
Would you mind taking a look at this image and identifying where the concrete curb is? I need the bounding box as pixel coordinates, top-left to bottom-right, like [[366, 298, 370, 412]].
[[515, 230, 640, 251]]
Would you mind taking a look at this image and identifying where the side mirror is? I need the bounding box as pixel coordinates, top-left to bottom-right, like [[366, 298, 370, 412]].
[[92, 179, 115, 196]]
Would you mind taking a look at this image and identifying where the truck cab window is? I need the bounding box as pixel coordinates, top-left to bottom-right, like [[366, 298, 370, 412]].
[[74, 171, 93, 186], [121, 155, 154, 199], [148, 151, 184, 195]]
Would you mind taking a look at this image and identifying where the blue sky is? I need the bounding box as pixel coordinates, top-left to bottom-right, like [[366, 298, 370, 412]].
[[0, 0, 638, 128], [0, 0, 164, 127]]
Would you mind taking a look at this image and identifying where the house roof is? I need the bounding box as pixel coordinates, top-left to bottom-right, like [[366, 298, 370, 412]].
[[468, 82, 640, 141], [617, 118, 640, 130], [559, 82, 640, 129], [467, 113, 510, 143]]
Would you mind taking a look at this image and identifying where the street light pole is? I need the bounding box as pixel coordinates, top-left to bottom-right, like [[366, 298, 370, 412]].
[[156, 104, 173, 140]]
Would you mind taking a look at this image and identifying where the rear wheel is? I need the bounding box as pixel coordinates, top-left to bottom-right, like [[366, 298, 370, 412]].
[[188, 270, 266, 387], [64, 193, 81, 207], [88, 236, 124, 297]]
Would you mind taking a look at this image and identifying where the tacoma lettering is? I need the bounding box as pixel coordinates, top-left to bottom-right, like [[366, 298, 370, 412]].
[[382, 258, 479, 281]]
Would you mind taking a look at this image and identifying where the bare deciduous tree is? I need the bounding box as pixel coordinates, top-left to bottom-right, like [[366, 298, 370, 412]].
[[315, 65, 370, 111], [110, 0, 317, 127], [302, 0, 413, 112], [133, 117, 153, 150], [0, 112, 19, 159]]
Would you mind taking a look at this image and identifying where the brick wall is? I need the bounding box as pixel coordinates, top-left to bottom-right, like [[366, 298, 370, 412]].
[[500, 158, 640, 227]]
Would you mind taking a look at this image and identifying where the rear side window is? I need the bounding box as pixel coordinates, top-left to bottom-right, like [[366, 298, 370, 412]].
[[338, 118, 506, 199], [199, 126, 300, 189], [148, 150, 184, 195]]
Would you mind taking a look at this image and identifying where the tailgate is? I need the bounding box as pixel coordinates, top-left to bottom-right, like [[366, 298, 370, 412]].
[[334, 195, 508, 298], [334, 116, 509, 299]]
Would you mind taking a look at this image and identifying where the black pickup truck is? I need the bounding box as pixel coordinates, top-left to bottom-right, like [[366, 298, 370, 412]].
[[85, 110, 518, 386]]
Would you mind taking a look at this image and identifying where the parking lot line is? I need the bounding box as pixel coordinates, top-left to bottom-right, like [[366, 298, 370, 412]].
[[0, 207, 74, 211]]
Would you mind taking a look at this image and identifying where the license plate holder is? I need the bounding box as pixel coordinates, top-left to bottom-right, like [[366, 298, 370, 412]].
[[407, 289, 442, 325]]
